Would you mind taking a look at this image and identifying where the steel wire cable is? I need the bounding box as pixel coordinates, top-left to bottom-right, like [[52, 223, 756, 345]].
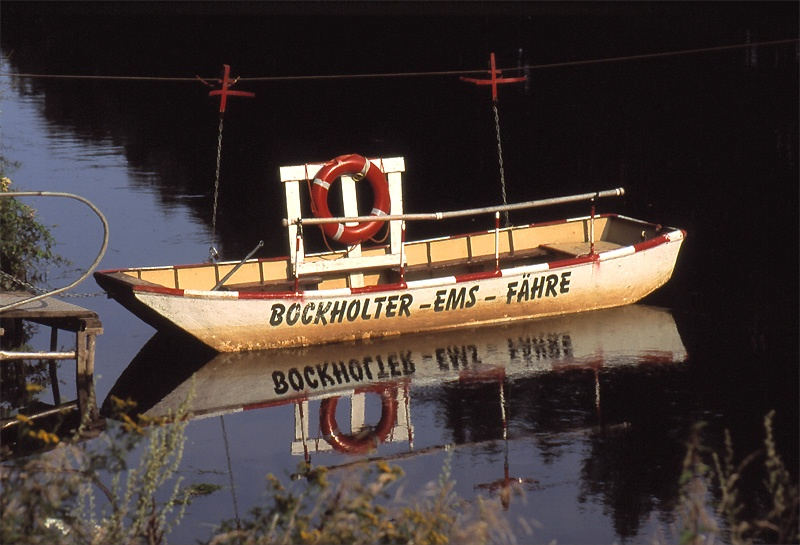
[[1, 38, 796, 84]]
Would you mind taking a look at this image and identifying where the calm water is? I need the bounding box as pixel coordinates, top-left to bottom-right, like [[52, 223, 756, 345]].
[[1, 4, 797, 544]]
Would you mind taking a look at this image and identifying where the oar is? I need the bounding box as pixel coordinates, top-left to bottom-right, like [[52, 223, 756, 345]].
[[212, 240, 264, 291]]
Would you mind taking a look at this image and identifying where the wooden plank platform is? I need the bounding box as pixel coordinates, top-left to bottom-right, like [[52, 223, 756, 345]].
[[0, 292, 101, 326], [540, 240, 623, 257], [1, 291, 102, 422]]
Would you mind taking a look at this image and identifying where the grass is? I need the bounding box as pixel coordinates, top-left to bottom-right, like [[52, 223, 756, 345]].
[[205, 455, 514, 545], [665, 411, 798, 545], [1, 400, 796, 545]]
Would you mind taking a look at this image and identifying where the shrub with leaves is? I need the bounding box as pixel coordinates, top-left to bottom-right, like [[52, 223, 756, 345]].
[[207, 455, 515, 545], [0, 176, 66, 292], [0, 396, 192, 545], [668, 411, 799, 545]]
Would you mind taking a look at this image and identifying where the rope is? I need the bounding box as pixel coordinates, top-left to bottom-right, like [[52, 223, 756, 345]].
[[0, 270, 46, 294], [304, 178, 334, 252], [0, 73, 203, 81], [517, 37, 799, 72], [1, 38, 795, 83], [0, 270, 103, 298], [369, 223, 390, 244], [209, 116, 224, 261], [492, 102, 510, 227], [303, 179, 387, 251], [297, 400, 310, 463], [219, 416, 241, 531]]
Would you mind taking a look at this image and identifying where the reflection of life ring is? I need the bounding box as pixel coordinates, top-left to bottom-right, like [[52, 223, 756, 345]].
[[311, 154, 391, 245], [319, 386, 398, 454]]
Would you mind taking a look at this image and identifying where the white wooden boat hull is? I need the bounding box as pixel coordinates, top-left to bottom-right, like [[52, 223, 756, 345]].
[[99, 226, 684, 352]]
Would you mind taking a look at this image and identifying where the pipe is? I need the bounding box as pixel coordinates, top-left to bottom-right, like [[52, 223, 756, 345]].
[[0, 191, 109, 313], [283, 187, 625, 226], [0, 350, 77, 361]]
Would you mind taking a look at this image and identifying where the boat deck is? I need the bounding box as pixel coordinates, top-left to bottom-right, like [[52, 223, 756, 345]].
[[105, 214, 653, 294], [541, 240, 622, 257]]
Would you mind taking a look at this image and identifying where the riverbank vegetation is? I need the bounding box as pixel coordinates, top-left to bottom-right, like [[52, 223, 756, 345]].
[[0, 173, 66, 293], [0, 170, 68, 423], [670, 412, 798, 545], [1, 404, 796, 545]]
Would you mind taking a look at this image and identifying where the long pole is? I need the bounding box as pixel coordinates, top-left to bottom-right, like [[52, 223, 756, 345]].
[[285, 187, 624, 227]]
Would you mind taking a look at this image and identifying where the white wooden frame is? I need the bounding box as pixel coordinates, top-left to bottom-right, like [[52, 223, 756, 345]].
[[279, 157, 406, 284]]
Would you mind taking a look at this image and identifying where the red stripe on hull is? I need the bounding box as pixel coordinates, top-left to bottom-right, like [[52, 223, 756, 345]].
[[455, 270, 502, 283], [243, 399, 293, 411], [133, 285, 185, 296], [351, 282, 407, 295], [237, 290, 305, 300], [633, 235, 670, 252], [548, 255, 597, 270]]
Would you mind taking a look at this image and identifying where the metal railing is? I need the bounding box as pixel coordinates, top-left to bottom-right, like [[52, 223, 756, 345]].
[[283, 188, 625, 227], [283, 187, 625, 284]]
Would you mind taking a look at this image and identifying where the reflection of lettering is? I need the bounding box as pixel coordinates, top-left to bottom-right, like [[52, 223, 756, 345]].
[[505, 272, 571, 304], [507, 334, 573, 362], [269, 294, 413, 327], [271, 351, 415, 395], [435, 344, 482, 370]]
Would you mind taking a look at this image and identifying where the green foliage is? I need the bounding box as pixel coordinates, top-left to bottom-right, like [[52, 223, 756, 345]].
[[0, 396, 193, 545], [668, 412, 799, 545], [759, 410, 798, 543], [2, 396, 796, 545], [676, 423, 719, 545], [0, 164, 70, 421], [0, 176, 66, 291], [0, 362, 51, 420], [180, 482, 224, 502], [206, 455, 513, 545]]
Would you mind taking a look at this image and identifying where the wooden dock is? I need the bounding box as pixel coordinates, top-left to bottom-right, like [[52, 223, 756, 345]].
[[1, 291, 103, 423]]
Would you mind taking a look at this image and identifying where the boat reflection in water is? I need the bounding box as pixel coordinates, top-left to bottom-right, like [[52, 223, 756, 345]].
[[105, 304, 687, 463]]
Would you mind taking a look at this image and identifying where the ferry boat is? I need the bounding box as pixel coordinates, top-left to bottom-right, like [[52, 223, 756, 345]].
[[94, 154, 686, 352]]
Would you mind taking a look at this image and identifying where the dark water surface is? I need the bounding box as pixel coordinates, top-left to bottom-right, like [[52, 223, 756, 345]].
[[1, 3, 797, 543]]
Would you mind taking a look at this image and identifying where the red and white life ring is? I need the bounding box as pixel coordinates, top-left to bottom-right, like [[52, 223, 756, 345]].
[[310, 154, 391, 245], [319, 386, 398, 454]]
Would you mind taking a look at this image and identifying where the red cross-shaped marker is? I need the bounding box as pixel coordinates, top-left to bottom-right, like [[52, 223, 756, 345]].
[[209, 64, 255, 113], [460, 52, 527, 102]]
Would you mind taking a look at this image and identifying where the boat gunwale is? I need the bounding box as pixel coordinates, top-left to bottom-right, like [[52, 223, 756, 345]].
[[96, 212, 679, 276], [111, 225, 685, 301]]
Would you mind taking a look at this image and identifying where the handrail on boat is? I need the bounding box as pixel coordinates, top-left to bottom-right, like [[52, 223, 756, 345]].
[[283, 187, 625, 227], [0, 191, 109, 313], [283, 186, 625, 282]]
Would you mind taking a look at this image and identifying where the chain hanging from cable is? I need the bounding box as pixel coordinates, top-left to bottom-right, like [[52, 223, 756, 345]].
[[460, 52, 526, 228], [209, 115, 224, 261], [0, 269, 46, 294], [0, 266, 102, 298], [493, 102, 510, 226], [205, 64, 255, 262]]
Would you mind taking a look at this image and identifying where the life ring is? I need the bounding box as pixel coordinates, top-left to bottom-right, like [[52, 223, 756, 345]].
[[319, 386, 398, 454], [311, 154, 390, 245]]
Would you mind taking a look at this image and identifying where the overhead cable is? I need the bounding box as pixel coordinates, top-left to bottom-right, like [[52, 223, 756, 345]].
[[0, 38, 796, 83]]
